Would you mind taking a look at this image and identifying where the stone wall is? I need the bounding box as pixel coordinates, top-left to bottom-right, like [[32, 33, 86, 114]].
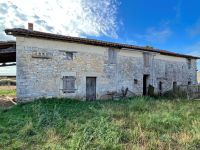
[[16, 37, 198, 101], [198, 72, 200, 83]]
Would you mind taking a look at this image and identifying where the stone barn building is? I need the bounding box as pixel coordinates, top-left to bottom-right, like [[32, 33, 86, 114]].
[[198, 72, 200, 83], [4, 28, 200, 102]]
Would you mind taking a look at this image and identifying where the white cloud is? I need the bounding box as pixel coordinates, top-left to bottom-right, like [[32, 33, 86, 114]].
[[186, 41, 200, 56], [0, 0, 119, 75], [145, 27, 172, 43], [134, 27, 172, 44], [188, 19, 200, 37], [124, 39, 138, 45], [0, 0, 119, 40], [185, 42, 200, 70], [174, 0, 182, 22]]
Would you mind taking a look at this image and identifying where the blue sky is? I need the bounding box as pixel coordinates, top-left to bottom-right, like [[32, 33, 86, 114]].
[[93, 0, 200, 69], [96, 0, 200, 53], [0, 0, 200, 75]]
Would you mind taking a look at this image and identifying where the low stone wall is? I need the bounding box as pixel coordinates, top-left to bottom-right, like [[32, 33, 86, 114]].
[[179, 85, 200, 99]]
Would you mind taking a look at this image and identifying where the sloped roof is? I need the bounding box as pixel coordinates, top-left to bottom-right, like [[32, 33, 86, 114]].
[[0, 41, 16, 63], [0, 41, 16, 49], [5, 28, 200, 59]]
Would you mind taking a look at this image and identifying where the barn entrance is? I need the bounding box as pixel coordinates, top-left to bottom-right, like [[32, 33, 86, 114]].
[[143, 75, 149, 96], [0, 41, 16, 67], [0, 41, 16, 107], [86, 77, 96, 101]]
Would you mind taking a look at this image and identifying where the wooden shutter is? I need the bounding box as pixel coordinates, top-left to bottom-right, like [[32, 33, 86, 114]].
[[187, 59, 191, 69], [63, 76, 76, 93], [108, 48, 116, 64], [143, 52, 150, 67]]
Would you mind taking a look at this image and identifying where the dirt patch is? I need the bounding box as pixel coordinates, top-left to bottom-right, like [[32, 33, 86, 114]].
[[0, 86, 16, 90], [0, 96, 16, 108]]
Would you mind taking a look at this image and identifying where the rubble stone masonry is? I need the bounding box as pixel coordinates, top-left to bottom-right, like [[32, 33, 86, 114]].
[[16, 37, 198, 101]]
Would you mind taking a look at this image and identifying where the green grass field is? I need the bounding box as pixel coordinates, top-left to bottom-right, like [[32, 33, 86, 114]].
[[0, 89, 16, 96], [0, 87, 16, 96], [0, 97, 200, 150]]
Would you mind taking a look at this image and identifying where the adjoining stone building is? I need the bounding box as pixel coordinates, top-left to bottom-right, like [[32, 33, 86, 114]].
[[4, 28, 200, 102], [198, 72, 200, 83]]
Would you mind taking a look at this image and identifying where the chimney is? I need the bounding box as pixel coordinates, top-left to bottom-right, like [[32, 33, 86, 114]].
[[28, 23, 33, 31]]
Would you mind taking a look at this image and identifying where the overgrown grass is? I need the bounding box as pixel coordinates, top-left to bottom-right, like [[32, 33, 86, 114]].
[[0, 89, 16, 96], [0, 97, 199, 150]]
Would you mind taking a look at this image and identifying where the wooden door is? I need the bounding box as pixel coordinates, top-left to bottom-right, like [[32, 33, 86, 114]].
[[86, 77, 96, 101]]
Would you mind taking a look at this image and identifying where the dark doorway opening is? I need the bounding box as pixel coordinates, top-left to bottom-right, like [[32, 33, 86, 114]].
[[143, 75, 149, 96], [86, 77, 96, 101], [159, 81, 163, 95], [0, 41, 16, 106], [173, 81, 177, 91]]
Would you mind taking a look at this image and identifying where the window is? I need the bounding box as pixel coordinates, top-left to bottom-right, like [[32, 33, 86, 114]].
[[134, 79, 138, 84], [62, 76, 76, 93], [108, 48, 117, 64], [188, 81, 191, 85], [64, 52, 73, 60], [187, 59, 192, 69], [143, 52, 150, 67]]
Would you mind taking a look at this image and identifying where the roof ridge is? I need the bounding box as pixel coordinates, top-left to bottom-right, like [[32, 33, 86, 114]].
[[5, 28, 200, 59]]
